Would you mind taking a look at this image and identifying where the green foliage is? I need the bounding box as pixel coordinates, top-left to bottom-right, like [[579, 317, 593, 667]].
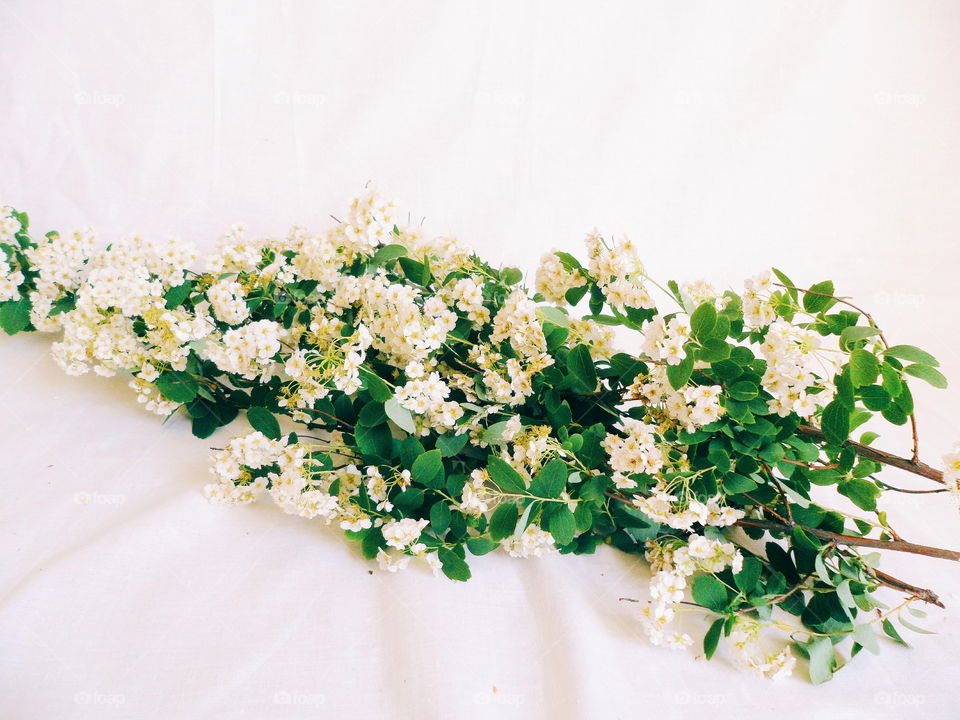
[[3, 199, 951, 686], [489, 503, 519, 541], [487, 457, 527, 494], [0, 297, 32, 334], [247, 406, 282, 439], [438, 547, 471, 581], [412, 450, 445, 489], [155, 371, 199, 404], [567, 344, 598, 392]]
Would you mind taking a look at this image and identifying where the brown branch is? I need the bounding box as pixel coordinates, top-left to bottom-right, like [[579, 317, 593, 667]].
[[876, 480, 948, 495], [871, 568, 944, 608], [736, 518, 960, 562], [779, 457, 839, 470], [797, 424, 943, 484], [608, 493, 948, 605]]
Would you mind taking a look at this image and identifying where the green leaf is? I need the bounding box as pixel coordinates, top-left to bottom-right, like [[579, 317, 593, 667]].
[[880, 362, 902, 397], [802, 281, 835, 314], [412, 449, 444, 489], [902, 363, 948, 389], [771, 268, 798, 300], [666, 353, 694, 390], [883, 344, 939, 367], [487, 457, 527, 494], [466, 537, 499, 556], [698, 339, 731, 363], [548, 506, 577, 546], [247, 406, 281, 439], [436, 432, 470, 457], [163, 282, 192, 309], [838, 477, 880, 512], [370, 243, 407, 265], [882, 618, 909, 645], [813, 553, 833, 584], [728, 380, 758, 401], [852, 624, 880, 655], [191, 402, 238, 439], [858, 385, 891, 411], [567, 344, 598, 392], [500, 267, 523, 285], [438, 547, 471, 581], [839, 325, 881, 349], [897, 615, 935, 635], [690, 302, 718, 340], [0, 297, 32, 335], [820, 401, 850, 446], [529, 458, 567, 498], [393, 488, 425, 512], [384, 397, 417, 434], [806, 637, 835, 684], [489, 503, 519, 541], [360, 527, 386, 559], [482, 421, 510, 445], [155, 371, 199, 404], [354, 423, 392, 460], [859, 431, 880, 446], [429, 501, 452, 534], [835, 579, 856, 619], [360, 368, 393, 402], [564, 284, 589, 306], [703, 617, 724, 660], [849, 349, 880, 387], [538, 306, 570, 328], [734, 556, 762, 594], [691, 575, 730, 612], [357, 401, 387, 427], [554, 251, 585, 272], [398, 256, 430, 285]]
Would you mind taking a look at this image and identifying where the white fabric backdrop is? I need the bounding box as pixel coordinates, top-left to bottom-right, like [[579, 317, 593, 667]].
[[2, 1, 960, 718]]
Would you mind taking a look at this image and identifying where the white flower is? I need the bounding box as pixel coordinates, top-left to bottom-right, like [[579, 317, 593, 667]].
[[503, 524, 556, 558], [376, 549, 411, 573], [207, 279, 251, 325], [382, 518, 430, 550]]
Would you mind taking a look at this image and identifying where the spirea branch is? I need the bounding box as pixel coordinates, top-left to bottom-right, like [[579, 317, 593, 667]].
[[1, 191, 958, 685]]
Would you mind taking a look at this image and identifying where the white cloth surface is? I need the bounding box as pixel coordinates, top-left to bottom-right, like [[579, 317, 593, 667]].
[[2, 1, 960, 718]]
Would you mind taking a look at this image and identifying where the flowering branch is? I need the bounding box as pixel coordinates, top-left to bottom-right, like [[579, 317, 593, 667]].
[[0, 192, 957, 685], [735, 518, 960, 562], [797, 425, 944, 484]]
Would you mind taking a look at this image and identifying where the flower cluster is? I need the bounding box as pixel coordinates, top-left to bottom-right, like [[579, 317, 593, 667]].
[[626, 367, 724, 431], [584, 232, 655, 311], [2, 194, 955, 685], [534, 251, 587, 305], [640, 535, 743, 649], [205, 319, 284, 379], [632, 484, 744, 531], [602, 418, 665, 488], [760, 319, 836, 418]]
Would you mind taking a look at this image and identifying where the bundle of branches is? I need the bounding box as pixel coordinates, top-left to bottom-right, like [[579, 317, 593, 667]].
[[1, 191, 956, 683]]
